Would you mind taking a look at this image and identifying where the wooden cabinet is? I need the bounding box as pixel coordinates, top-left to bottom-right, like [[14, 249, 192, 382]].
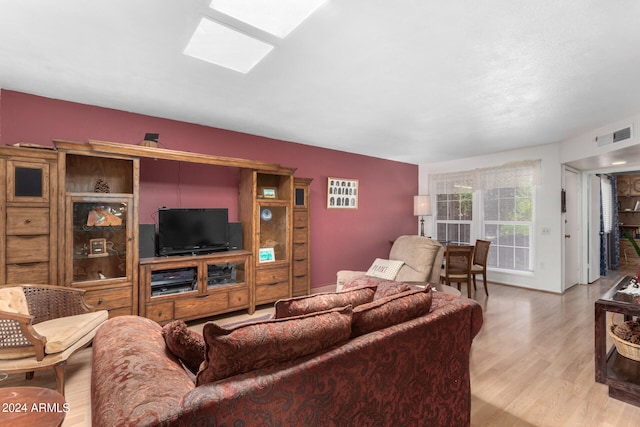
[[292, 178, 312, 296], [139, 251, 252, 323], [55, 141, 139, 317], [617, 174, 640, 264], [45, 139, 310, 321], [618, 175, 640, 198], [239, 169, 295, 306], [0, 146, 58, 285]]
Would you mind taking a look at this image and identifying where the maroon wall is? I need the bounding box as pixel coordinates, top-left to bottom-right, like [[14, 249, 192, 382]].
[[0, 89, 418, 288]]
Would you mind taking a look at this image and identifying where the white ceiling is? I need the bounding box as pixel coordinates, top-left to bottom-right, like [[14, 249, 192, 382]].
[[1, 1, 640, 165]]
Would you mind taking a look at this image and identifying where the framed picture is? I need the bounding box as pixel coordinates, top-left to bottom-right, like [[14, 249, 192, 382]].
[[327, 177, 358, 209], [260, 187, 277, 199], [259, 247, 275, 263], [88, 238, 108, 258]]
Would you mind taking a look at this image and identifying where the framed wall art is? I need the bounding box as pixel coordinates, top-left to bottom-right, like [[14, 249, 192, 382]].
[[327, 177, 358, 209]]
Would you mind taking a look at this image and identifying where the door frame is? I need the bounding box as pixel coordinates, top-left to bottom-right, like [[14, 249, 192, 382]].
[[562, 166, 582, 290]]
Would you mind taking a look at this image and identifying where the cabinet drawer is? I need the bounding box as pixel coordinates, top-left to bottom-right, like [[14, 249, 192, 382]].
[[6, 208, 50, 235], [292, 275, 308, 296], [256, 266, 289, 285], [293, 260, 308, 276], [228, 289, 249, 308], [293, 227, 307, 243], [255, 282, 289, 304], [6, 262, 50, 284], [84, 287, 132, 311], [293, 242, 308, 260], [145, 301, 175, 323], [175, 294, 230, 320], [6, 235, 49, 263], [293, 214, 308, 228], [107, 307, 133, 318]]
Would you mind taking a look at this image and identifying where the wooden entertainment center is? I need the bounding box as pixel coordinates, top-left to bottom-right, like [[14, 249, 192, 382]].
[[0, 140, 311, 323]]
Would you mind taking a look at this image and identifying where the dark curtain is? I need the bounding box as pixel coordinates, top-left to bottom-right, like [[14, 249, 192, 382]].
[[610, 175, 620, 269], [600, 178, 607, 276]]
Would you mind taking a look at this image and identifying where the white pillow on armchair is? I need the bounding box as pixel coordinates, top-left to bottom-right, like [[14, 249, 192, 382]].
[[365, 258, 405, 280], [336, 259, 404, 291]]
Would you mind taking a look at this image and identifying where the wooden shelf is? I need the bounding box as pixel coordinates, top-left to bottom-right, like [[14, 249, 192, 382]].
[[53, 139, 295, 173]]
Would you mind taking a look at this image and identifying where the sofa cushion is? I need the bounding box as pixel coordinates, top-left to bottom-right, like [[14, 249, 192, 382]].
[[32, 310, 108, 354], [0, 287, 29, 315], [274, 285, 376, 318], [365, 258, 405, 280], [351, 287, 432, 337], [162, 320, 205, 374], [197, 306, 353, 385], [342, 275, 413, 300]]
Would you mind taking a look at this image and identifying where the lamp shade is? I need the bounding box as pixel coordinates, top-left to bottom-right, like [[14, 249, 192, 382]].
[[413, 195, 431, 216]]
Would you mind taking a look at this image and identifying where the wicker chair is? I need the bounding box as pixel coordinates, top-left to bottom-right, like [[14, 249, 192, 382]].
[[0, 284, 108, 395]]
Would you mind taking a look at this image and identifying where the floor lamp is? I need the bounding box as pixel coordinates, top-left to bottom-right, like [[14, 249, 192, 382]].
[[414, 195, 432, 237]]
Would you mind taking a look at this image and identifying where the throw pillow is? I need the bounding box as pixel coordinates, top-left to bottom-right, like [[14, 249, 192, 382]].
[[161, 320, 205, 375], [351, 286, 432, 338], [365, 258, 405, 280], [342, 275, 414, 300], [197, 306, 353, 385], [274, 285, 376, 318]]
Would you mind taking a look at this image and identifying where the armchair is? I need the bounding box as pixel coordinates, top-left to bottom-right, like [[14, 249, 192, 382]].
[[0, 284, 108, 395], [336, 236, 444, 290]]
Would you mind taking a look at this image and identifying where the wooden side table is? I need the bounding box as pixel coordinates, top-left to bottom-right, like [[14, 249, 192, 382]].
[[595, 276, 640, 406], [0, 386, 67, 427]]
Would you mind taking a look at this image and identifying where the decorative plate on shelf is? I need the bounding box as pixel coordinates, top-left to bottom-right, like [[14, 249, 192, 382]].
[[260, 208, 272, 221]]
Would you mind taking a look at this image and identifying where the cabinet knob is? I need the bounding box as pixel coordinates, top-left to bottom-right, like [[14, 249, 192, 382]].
[[97, 298, 103, 305], [158, 311, 163, 316], [24, 219, 31, 224]]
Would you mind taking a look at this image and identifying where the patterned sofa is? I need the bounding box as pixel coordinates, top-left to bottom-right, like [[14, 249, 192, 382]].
[[91, 289, 483, 427]]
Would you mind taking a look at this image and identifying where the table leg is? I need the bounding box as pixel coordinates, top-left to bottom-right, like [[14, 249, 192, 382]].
[[595, 303, 607, 383]]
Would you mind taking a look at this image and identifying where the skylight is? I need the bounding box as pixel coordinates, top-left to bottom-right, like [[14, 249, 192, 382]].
[[183, 18, 274, 74], [209, 0, 328, 38]]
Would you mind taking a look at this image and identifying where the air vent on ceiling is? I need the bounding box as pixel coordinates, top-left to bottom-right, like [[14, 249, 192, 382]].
[[596, 125, 633, 147]]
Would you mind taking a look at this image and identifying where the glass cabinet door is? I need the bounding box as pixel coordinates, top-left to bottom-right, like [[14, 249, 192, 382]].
[[258, 203, 288, 263], [68, 196, 132, 284]]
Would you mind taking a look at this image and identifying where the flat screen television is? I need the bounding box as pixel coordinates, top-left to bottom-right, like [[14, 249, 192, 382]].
[[158, 208, 229, 256]]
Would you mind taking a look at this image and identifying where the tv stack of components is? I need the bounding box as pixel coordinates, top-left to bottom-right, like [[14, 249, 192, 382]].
[[207, 263, 237, 288], [150, 267, 197, 297]]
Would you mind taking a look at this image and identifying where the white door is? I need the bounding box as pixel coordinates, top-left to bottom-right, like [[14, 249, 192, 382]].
[[588, 175, 602, 283], [563, 167, 580, 290]]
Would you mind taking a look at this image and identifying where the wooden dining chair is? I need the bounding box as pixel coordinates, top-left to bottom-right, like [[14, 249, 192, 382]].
[[471, 239, 491, 296], [439, 245, 474, 298]]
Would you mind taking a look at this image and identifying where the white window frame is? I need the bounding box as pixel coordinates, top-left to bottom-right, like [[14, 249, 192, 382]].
[[430, 160, 539, 273]]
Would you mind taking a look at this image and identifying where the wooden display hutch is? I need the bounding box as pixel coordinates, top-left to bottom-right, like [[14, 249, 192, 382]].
[[239, 170, 295, 306], [0, 145, 58, 285], [55, 140, 139, 317], [44, 139, 310, 323]]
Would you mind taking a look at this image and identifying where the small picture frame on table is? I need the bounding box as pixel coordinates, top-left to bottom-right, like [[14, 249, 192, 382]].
[[259, 248, 275, 263], [260, 187, 277, 199], [88, 238, 108, 258]]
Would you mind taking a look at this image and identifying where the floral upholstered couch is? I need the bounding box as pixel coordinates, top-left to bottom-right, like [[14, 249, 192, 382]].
[[91, 282, 483, 427]]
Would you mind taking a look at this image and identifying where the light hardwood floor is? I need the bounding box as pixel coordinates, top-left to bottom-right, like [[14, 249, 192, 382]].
[[3, 269, 640, 426]]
